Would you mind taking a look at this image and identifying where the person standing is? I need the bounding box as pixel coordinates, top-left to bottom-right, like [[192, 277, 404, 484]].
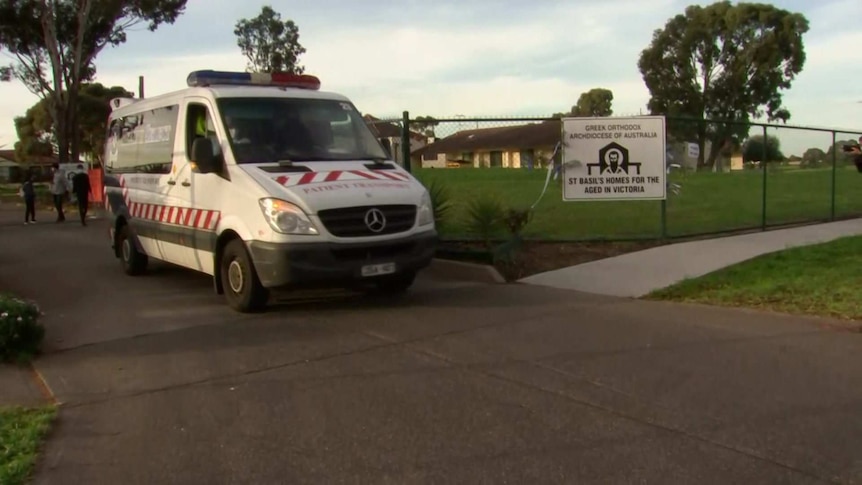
[[71, 164, 92, 226], [49, 163, 68, 222], [20, 172, 36, 224], [847, 136, 862, 173]]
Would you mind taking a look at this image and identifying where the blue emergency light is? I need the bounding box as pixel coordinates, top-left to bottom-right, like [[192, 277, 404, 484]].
[[186, 70, 321, 90]]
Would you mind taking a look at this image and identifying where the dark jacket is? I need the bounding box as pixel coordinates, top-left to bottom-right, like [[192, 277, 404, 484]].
[[71, 171, 91, 197], [21, 180, 35, 200]]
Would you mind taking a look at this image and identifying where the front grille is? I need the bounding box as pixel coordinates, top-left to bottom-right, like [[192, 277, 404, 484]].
[[318, 205, 416, 237]]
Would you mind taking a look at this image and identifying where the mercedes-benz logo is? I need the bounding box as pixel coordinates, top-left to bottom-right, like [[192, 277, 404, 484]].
[[364, 208, 386, 233]]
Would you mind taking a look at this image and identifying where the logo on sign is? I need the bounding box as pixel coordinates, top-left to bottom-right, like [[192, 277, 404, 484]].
[[588, 142, 642, 176], [364, 208, 386, 233]]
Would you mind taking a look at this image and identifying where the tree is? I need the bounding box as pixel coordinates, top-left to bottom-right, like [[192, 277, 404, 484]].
[[234, 6, 306, 74], [826, 140, 858, 166], [14, 82, 134, 166], [550, 88, 614, 118], [13, 98, 54, 162], [637, 1, 809, 170], [0, 0, 188, 164], [410, 116, 439, 137], [571, 88, 614, 117], [742, 134, 784, 163], [801, 147, 826, 168]]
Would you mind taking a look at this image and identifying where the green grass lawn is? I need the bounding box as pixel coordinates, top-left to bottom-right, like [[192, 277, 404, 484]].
[[414, 165, 862, 241], [0, 405, 56, 485], [645, 235, 862, 321]]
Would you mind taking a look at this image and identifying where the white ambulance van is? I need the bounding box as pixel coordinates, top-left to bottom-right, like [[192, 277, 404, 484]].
[[103, 70, 438, 312]]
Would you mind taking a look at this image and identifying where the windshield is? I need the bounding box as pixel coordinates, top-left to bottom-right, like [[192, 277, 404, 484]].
[[216, 97, 390, 164]]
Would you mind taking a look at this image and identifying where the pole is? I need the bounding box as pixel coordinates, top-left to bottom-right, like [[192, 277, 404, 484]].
[[761, 125, 768, 230], [831, 131, 837, 221], [660, 199, 667, 240], [401, 111, 411, 173], [138, 76, 145, 98]]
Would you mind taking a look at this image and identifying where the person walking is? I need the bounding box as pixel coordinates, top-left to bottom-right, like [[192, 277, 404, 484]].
[[71, 164, 92, 226], [20, 172, 36, 224], [49, 163, 68, 222]]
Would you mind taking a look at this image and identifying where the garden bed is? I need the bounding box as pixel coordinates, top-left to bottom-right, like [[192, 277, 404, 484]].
[[435, 239, 667, 281]]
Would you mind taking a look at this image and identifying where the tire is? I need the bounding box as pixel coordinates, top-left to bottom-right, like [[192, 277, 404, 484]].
[[220, 239, 269, 313], [117, 224, 148, 276], [373, 271, 416, 294]]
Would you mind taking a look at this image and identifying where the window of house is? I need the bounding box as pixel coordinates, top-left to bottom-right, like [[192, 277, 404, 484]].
[[520, 149, 535, 169]]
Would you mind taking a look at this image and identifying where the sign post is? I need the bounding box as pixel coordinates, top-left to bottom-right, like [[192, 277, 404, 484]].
[[561, 116, 667, 202]]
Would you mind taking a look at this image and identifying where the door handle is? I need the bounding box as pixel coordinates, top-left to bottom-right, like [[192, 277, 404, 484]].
[[181, 180, 191, 187], [167, 180, 176, 186]]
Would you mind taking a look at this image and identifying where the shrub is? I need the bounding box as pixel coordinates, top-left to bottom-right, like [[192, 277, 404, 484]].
[[0, 295, 45, 364], [492, 207, 534, 281], [500, 207, 532, 239], [423, 177, 453, 230], [463, 193, 506, 250]]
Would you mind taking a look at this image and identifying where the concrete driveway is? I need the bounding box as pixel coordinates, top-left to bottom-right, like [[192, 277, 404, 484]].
[[2, 209, 862, 484]]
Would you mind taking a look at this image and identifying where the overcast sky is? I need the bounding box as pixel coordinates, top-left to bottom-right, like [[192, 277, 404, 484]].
[[0, 0, 860, 156]]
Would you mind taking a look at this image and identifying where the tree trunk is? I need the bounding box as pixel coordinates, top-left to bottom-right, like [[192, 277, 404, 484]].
[[68, 0, 93, 166], [705, 136, 725, 171], [696, 120, 708, 171], [68, 92, 79, 164], [40, 0, 67, 163]]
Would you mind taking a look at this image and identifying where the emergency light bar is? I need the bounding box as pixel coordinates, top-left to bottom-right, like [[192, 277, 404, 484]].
[[186, 70, 321, 90]]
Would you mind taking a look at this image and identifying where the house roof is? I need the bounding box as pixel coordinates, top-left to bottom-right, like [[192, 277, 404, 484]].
[[20, 154, 59, 166], [0, 149, 73, 167], [0, 150, 16, 163], [364, 115, 428, 142], [413, 119, 561, 158]]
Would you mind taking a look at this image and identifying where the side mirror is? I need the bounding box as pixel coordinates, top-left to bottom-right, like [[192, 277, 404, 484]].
[[192, 137, 216, 173]]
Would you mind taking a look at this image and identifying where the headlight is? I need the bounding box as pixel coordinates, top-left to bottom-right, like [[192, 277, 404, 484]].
[[258, 198, 319, 235], [417, 190, 434, 226]]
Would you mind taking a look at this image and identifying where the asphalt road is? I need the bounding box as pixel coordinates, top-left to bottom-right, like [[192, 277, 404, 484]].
[[3, 208, 862, 484]]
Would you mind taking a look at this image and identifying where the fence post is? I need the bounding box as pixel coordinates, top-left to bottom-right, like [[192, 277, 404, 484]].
[[831, 130, 837, 221], [761, 125, 768, 230], [401, 111, 411, 173], [660, 199, 667, 240]]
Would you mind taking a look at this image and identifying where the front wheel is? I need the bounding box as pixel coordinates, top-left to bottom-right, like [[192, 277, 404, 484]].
[[117, 225, 148, 276], [220, 239, 269, 313]]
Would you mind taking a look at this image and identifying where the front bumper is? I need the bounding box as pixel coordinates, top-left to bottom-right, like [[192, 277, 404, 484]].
[[247, 230, 438, 289]]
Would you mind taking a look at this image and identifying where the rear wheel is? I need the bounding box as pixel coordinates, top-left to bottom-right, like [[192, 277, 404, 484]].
[[117, 224, 147, 276], [220, 239, 269, 313]]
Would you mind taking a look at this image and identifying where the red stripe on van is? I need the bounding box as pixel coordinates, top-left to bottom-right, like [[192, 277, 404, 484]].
[[349, 170, 378, 180], [298, 172, 317, 185]]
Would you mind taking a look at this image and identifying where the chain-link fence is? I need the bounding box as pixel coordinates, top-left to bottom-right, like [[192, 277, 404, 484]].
[[366, 113, 862, 242]]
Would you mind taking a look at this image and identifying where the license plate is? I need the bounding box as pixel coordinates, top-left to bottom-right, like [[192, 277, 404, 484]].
[[361, 262, 396, 277]]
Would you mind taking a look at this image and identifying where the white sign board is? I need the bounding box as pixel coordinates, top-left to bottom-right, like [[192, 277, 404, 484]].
[[687, 142, 700, 159], [561, 116, 666, 201]]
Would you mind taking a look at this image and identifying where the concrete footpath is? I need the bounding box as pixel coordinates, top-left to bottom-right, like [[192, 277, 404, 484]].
[[520, 218, 862, 298]]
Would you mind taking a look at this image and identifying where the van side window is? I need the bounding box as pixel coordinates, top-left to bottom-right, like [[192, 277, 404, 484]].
[[104, 119, 123, 172], [186, 103, 222, 163], [104, 106, 178, 175], [136, 106, 178, 174]]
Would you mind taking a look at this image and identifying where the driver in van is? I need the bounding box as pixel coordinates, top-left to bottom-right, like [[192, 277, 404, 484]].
[[194, 111, 222, 159]]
